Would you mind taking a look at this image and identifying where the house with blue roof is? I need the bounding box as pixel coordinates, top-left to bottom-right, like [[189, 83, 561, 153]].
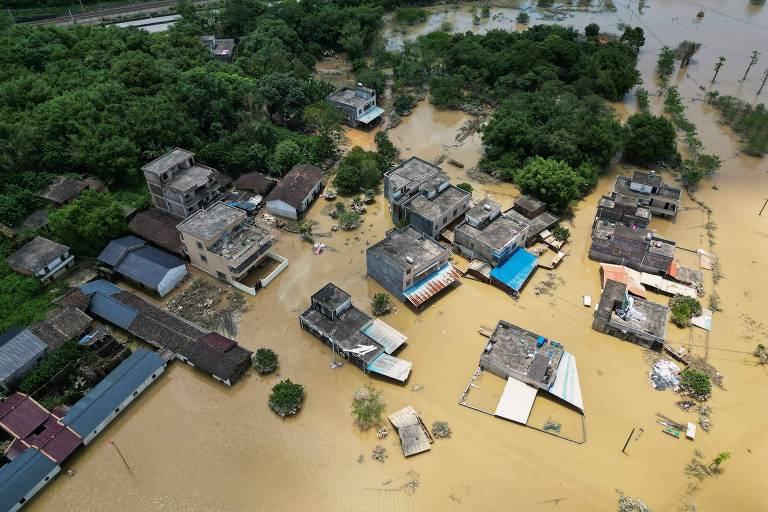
[[97, 235, 187, 297], [61, 348, 166, 444], [0, 448, 60, 512]]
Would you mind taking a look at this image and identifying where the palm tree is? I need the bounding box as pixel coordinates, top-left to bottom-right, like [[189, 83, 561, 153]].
[[711, 56, 726, 83]]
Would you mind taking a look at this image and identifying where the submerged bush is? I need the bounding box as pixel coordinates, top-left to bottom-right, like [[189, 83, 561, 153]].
[[253, 348, 279, 374], [269, 379, 305, 417], [371, 292, 393, 316], [351, 384, 385, 429], [679, 368, 712, 400], [669, 295, 702, 328]]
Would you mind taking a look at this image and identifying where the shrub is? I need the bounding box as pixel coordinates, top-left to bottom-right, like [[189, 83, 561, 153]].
[[754, 344, 768, 364], [269, 379, 305, 417], [19, 341, 82, 394], [585, 23, 600, 37], [394, 7, 428, 25], [432, 421, 452, 439], [669, 295, 702, 328], [338, 210, 361, 230], [333, 147, 382, 194], [351, 384, 385, 429], [371, 292, 392, 316], [552, 226, 570, 241], [679, 368, 711, 400], [456, 182, 473, 193], [48, 190, 128, 257], [253, 348, 279, 374], [514, 157, 586, 213], [393, 93, 417, 116], [516, 12, 530, 24]]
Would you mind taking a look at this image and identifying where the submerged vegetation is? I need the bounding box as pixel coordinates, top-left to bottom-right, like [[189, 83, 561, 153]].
[[706, 92, 768, 156], [351, 384, 385, 429], [253, 348, 279, 374], [269, 379, 305, 417], [670, 295, 703, 328]]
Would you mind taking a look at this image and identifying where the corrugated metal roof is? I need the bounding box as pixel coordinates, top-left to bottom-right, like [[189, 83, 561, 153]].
[[97, 236, 145, 267], [0, 448, 60, 512], [61, 349, 165, 440], [0, 394, 50, 439], [403, 263, 462, 307], [79, 279, 122, 297], [0, 328, 47, 384], [548, 351, 584, 412], [115, 245, 186, 290], [361, 319, 407, 355], [490, 247, 538, 293], [366, 353, 412, 382], [88, 292, 138, 330]]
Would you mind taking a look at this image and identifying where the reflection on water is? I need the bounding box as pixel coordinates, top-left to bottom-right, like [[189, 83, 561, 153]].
[[28, 1, 768, 510]]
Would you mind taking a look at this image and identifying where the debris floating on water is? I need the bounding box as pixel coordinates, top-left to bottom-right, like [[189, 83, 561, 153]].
[[431, 421, 452, 439], [377, 427, 389, 439], [649, 359, 680, 390]]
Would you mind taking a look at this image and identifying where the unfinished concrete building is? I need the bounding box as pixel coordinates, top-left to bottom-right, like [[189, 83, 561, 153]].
[[326, 86, 384, 128], [366, 226, 461, 308], [177, 202, 286, 294], [504, 195, 559, 244], [142, 148, 228, 219], [613, 171, 681, 218], [299, 283, 412, 382], [592, 279, 668, 351]]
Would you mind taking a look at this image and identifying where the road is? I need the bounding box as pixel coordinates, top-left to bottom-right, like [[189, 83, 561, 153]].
[[20, 0, 211, 27]]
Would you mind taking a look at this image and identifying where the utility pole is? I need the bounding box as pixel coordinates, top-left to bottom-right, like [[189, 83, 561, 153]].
[[68, 8, 75, 24], [78, 0, 85, 14], [107, 440, 131, 473], [6, 7, 14, 25], [759, 68, 768, 95], [711, 56, 726, 84], [742, 50, 760, 81]]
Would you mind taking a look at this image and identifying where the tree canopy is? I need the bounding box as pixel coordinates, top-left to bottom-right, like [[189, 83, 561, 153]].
[[48, 190, 128, 256], [623, 113, 680, 167], [513, 157, 587, 213]]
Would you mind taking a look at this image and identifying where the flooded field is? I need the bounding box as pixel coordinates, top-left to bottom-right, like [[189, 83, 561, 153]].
[[29, 1, 768, 510]]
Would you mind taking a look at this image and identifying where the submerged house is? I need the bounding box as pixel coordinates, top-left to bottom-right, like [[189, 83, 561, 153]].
[[299, 283, 412, 382], [595, 193, 651, 230], [178, 202, 286, 294], [454, 198, 529, 266], [0, 328, 47, 392], [97, 236, 187, 298], [142, 148, 229, 220], [76, 280, 252, 385], [5, 236, 74, 284], [479, 321, 583, 424], [592, 279, 669, 351], [265, 164, 324, 220], [613, 171, 682, 218], [327, 85, 384, 128], [366, 226, 461, 308], [504, 195, 559, 244]]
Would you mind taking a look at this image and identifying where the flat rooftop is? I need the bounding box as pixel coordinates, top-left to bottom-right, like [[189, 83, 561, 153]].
[[632, 171, 663, 188], [514, 195, 544, 212], [614, 175, 682, 201], [406, 186, 468, 220], [457, 214, 529, 253], [327, 87, 374, 108], [504, 208, 558, 238], [480, 321, 564, 389], [177, 202, 244, 241], [300, 305, 382, 365], [6, 236, 69, 273], [597, 280, 669, 339], [166, 165, 215, 193], [465, 198, 501, 225], [142, 148, 193, 176], [368, 226, 448, 270], [312, 283, 351, 312], [211, 221, 271, 261], [386, 157, 446, 195]]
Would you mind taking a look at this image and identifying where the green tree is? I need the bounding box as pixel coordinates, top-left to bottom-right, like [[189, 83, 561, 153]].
[[709, 452, 730, 472], [19, 341, 82, 394], [585, 23, 600, 37], [48, 190, 128, 257], [351, 384, 385, 429], [393, 93, 417, 115], [552, 226, 570, 241], [679, 367, 712, 400], [333, 147, 382, 194], [620, 26, 645, 53], [371, 292, 392, 316], [394, 7, 428, 25], [623, 113, 680, 167], [269, 379, 305, 417], [742, 50, 760, 81], [374, 131, 399, 172], [253, 348, 279, 374], [456, 182, 473, 193], [669, 295, 703, 327], [338, 210, 361, 230], [514, 157, 586, 213]]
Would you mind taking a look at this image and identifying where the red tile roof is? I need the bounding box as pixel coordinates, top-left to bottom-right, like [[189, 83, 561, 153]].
[[25, 416, 82, 463], [0, 393, 49, 438], [199, 332, 236, 351]]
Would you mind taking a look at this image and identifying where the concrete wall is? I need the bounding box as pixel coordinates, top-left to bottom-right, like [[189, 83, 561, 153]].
[[267, 199, 298, 220], [366, 249, 405, 298], [156, 264, 188, 297]]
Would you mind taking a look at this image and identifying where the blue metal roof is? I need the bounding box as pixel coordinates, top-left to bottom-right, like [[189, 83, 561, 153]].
[[61, 349, 165, 440], [88, 292, 138, 330], [79, 279, 122, 297], [0, 448, 59, 512], [490, 247, 538, 293], [97, 236, 145, 267], [115, 245, 185, 290], [357, 106, 385, 124]]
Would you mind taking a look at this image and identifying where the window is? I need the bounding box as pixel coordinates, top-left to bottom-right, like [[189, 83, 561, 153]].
[[217, 271, 227, 280], [114, 407, 120, 413], [196, 241, 203, 250], [453, 208, 458, 216], [406, 268, 411, 274], [200, 253, 207, 262], [133, 391, 138, 397]]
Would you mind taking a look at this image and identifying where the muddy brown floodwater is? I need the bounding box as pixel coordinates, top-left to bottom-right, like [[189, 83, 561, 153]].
[[30, 1, 768, 510]]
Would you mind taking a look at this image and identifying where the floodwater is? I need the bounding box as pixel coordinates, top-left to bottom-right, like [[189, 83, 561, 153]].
[[29, 1, 768, 510]]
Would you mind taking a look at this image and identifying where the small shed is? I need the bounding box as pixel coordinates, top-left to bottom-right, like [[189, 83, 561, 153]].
[[98, 236, 187, 297], [0, 328, 47, 392], [5, 236, 74, 284]]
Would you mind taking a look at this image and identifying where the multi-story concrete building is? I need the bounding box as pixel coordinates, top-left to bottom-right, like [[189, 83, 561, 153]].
[[142, 148, 227, 219], [383, 157, 470, 238], [453, 199, 530, 266], [327, 86, 384, 128], [366, 226, 461, 308], [177, 202, 285, 294], [613, 171, 681, 218]]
